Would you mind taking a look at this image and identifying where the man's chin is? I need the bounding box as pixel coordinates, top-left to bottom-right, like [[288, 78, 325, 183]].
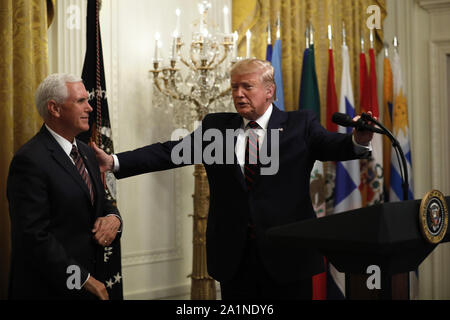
[[235, 107, 253, 118]]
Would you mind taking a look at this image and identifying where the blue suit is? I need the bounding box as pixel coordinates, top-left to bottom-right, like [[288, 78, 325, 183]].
[[115, 106, 359, 286]]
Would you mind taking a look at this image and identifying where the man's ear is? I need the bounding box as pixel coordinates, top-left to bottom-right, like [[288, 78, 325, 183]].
[[266, 84, 275, 101], [47, 100, 60, 118]]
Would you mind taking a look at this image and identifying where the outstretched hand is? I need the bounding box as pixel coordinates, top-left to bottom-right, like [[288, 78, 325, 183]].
[[353, 111, 376, 146], [90, 142, 114, 173]]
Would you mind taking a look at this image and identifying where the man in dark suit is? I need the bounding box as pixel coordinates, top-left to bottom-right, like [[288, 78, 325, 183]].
[[7, 74, 122, 299], [93, 59, 373, 299]]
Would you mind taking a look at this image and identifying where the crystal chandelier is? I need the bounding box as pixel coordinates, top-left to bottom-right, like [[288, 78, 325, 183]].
[[150, 1, 237, 131], [149, 1, 242, 300]]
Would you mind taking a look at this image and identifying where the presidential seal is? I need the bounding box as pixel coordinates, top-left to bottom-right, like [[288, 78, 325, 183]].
[[419, 190, 448, 244]]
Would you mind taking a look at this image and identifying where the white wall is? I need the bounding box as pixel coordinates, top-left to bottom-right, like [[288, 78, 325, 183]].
[[383, 0, 450, 299], [48, 0, 231, 300]]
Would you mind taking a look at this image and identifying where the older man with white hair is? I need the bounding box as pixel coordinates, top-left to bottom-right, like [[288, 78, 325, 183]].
[[7, 73, 121, 300]]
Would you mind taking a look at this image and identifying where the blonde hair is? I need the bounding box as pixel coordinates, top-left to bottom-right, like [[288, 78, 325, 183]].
[[230, 58, 276, 100]]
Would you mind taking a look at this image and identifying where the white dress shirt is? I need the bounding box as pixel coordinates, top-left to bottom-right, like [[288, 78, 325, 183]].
[[45, 124, 79, 165], [235, 104, 273, 174]]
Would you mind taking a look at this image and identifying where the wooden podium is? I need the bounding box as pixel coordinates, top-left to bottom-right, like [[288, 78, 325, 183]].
[[266, 196, 450, 299]]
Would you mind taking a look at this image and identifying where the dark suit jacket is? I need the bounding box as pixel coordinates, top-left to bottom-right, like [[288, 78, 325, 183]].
[[7, 125, 120, 299], [115, 107, 360, 283]]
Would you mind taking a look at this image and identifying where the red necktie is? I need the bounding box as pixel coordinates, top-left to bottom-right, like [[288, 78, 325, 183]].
[[70, 145, 94, 205], [244, 121, 260, 190]]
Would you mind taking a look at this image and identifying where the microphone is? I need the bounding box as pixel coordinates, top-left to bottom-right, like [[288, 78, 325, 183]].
[[331, 112, 384, 134]]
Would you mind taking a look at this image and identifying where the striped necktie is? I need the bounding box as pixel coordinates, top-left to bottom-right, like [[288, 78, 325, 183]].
[[244, 120, 260, 190], [70, 145, 94, 205]]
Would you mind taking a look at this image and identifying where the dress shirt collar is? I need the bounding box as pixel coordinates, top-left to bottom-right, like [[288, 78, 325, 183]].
[[242, 104, 273, 130], [45, 124, 78, 157]]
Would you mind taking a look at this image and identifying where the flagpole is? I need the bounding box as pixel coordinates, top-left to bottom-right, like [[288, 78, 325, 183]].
[[305, 24, 310, 49], [276, 13, 281, 40], [369, 29, 374, 49], [342, 22, 346, 47], [309, 21, 314, 46], [328, 24, 332, 50], [393, 36, 399, 53], [360, 33, 365, 53]]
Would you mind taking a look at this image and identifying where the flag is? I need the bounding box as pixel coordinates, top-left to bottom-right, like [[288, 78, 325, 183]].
[[389, 49, 414, 202], [332, 44, 362, 296], [299, 43, 324, 218], [78, 0, 123, 299], [298, 43, 326, 299], [325, 47, 338, 215], [358, 51, 370, 206], [390, 46, 417, 299], [366, 47, 384, 206], [271, 38, 284, 111], [266, 43, 273, 62], [323, 47, 340, 300], [382, 54, 393, 201], [359, 49, 384, 207], [359, 52, 370, 115], [334, 44, 361, 212], [326, 49, 338, 133]]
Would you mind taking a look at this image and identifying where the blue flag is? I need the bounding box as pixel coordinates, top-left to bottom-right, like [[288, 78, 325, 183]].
[[271, 39, 284, 111], [266, 43, 273, 62]]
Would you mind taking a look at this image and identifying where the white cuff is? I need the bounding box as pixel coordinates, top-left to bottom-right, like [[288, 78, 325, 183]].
[[112, 154, 120, 172], [81, 273, 90, 288], [352, 135, 372, 155]]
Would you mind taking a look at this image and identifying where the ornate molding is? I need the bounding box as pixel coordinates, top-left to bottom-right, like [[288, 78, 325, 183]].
[[428, 39, 450, 193], [417, 0, 450, 12]]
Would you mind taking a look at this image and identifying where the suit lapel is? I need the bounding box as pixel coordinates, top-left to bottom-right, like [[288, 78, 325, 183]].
[[41, 126, 95, 206], [262, 105, 287, 161], [77, 142, 101, 210]]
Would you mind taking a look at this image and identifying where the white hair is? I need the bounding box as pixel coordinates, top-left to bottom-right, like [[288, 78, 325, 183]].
[[35, 73, 83, 120]]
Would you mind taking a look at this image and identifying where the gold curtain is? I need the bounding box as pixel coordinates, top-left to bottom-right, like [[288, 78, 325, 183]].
[[0, 0, 54, 299], [232, 0, 386, 122]]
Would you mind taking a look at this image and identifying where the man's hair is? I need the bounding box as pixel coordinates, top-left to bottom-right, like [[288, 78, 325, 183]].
[[230, 58, 276, 100], [35, 73, 83, 120]]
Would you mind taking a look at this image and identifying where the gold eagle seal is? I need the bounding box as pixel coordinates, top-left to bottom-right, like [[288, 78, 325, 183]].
[[419, 190, 448, 244]]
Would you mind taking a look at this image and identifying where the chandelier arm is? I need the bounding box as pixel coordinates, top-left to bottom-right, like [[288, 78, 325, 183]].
[[180, 55, 193, 69], [190, 44, 201, 70], [206, 50, 218, 68], [152, 75, 165, 95], [209, 50, 228, 69], [207, 86, 231, 105]]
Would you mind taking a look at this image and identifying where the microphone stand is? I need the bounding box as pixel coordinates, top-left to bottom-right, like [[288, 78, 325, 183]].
[[361, 113, 409, 200]]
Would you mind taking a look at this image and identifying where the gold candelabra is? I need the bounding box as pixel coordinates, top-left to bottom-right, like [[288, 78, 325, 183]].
[[150, 1, 238, 300]]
